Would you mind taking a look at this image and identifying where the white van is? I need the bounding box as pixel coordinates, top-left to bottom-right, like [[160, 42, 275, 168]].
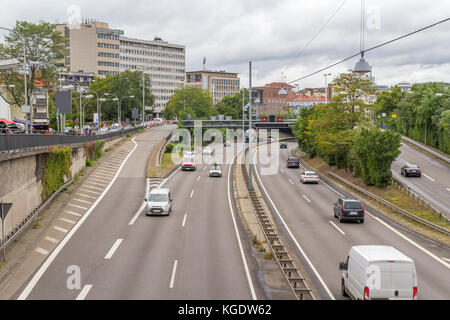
[[339, 245, 418, 300], [145, 188, 172, 216]]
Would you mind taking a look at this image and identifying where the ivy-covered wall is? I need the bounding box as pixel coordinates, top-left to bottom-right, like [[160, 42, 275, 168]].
[[41, 146, 72, 199]]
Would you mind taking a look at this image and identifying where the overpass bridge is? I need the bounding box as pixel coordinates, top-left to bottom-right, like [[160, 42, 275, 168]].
[[181, 119, 296, 129]]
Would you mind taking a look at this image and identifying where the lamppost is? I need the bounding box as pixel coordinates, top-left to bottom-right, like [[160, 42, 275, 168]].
[[324, 73, 331, 102], [138, 66, 151, 123], [120, 95, 135, 124], [0, 26, 28, 132], [248, 61, 253, 190], [104, 93, 120, 124], [98, 97, 119, 124], [80, 95, 94, 129]]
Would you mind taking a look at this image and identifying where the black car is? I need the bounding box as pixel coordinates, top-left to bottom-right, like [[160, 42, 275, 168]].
[[333, 198, 364, 223], [280, 142, 288, 149], [286, 157, 300, 168], [401, 164, 421, 177]]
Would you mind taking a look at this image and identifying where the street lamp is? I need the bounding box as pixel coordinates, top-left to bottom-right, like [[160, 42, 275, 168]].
[[98, 97, 119, 124], [138, 66, 151, 123], [120, 95, 136, 124], [324, 73, 331, 102], [104, 93, 120, 124]]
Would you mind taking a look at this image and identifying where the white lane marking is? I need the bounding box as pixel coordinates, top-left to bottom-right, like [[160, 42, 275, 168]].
[[86, 181, 107, 187], [442, 257, 450, 263], [280, 169, 284, 173], [35, 248, 49, 255], [423, 173, 436, 182], [288, 178, 294, 185], [104, 239, 123, 260], [79, 188, 101, 195], [128, 178, 150, 226], [73, 198, 92, 204], [197, 176, 201, 181], [68, 204, 88, 210], [169, 260, 178, 289], [228, 150, 257, 300], [329, 221, 346, 235], [446, 188, 450, 192], [302, 195, 312, 203], [45, 236, 59, 244], [159, 167, 181, 188], [18, 137, 138, 300], [190, 190, 194, 198], [76, 284, 92, 300], [254, 148, 334, 300], [83, 185, 104, 191], [77, 193, 97, 200], [367, 212, 450, 269], [64, 210, 82, 217], [182, 214, 187, 227], [53, 226, 68, 233], [58, 217, 76, 224]]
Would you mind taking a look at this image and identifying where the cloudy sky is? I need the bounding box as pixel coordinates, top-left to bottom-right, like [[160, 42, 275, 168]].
[[1, 0, 449, 88]]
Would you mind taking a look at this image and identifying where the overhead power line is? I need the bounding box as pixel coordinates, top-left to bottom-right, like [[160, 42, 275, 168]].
[[287, 16, 450, 84]]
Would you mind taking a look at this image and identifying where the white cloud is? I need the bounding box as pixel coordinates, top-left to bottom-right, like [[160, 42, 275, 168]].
[[0, 0, 448, 88]]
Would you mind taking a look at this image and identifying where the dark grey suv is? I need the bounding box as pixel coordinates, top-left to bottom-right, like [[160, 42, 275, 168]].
[[333, 198, 365, 223]]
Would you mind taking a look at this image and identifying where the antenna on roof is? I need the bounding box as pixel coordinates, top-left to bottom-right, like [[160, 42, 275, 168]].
[[203, 57, 206, 71]]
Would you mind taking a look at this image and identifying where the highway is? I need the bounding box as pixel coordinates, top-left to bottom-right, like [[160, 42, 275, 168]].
[[253, 141, 450, 300], [16, 129, 259, 300], [392, 142, 450, 216]]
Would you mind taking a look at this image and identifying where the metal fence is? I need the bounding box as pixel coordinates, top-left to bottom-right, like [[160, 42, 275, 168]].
[[0, 126, 142, 153]]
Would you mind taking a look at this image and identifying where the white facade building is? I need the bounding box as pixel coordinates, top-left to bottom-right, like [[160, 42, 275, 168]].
[[119, 36, 185, 115]]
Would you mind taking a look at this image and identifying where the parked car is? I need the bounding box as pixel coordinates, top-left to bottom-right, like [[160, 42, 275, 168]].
[[334, 198, 365, 223], [339, 245, 418, 300], [145, 188, 172, 216], [286, 157, 300, 168], [300, 171, 319, 184], [280, 142, 288, 149], [209, 164, 222, 177], [401, 164, 422, 177]]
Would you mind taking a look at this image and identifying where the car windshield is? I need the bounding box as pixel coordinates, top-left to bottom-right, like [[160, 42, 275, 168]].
[[288, 158, 298, 161], [306, 172, 317, 176], [149, 194, 168, 202], [407, 165, 419, 168], [344, 201, 362, 209], [211, 165, 221, 170], [182, 158, 194, 162]]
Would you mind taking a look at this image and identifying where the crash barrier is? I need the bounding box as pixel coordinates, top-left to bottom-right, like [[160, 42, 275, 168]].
[[401, 136, 450, 165], [0, 126, 142, 153], [328, 171, 450, 236]]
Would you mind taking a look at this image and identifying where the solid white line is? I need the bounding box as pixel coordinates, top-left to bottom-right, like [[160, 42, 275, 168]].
[[367, 212, 450, 269], [442, 257, 450, 263], [288, 178, 294, 185], [329, 221, 346, 235], [73, 198, 92, 204], [18, 137, 137, 300], [53, 226, 68, 233], [447, 188, 450, 192], [76, 284, 92, 300], [104, 239, 123, 259], [64, 210, 82, 217], [79, 188, 101, 195], [169, 260, 178, 288], [254, 148, 334, 300], [35, 248, 49, 255], [197, 176, 201, 181], [45, 236, 59, 244], [68, 204, 88, 210], [423, 173, 436, 182], [190, 190, 194, 198], [59, 217, 76, 224], [159, 167, 181, 188], [228, 150, 257, 300], [302, 194, 312, 203], [128, 178, 150, 226], [182, 214, 187, 227], [77, 193, 97, 200]]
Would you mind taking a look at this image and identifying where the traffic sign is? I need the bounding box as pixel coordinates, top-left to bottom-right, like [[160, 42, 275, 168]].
[[262, 116, 268, 122], [391, 114, 397, 118], [277, 116, 283, 122], [0, 203, 12, 220]]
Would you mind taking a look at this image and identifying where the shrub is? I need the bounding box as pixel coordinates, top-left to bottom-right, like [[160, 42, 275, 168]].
[[86, 159, 93, 167], [42, 146, 72, 199], [137, 129, 143, 133], [165, 143, 176, 153]]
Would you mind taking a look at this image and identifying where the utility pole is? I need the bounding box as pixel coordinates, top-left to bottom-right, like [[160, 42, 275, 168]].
[[248, 61, 253, 190]]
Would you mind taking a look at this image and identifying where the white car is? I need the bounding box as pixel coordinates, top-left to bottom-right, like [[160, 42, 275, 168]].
[[202, 147, 214, 155], [145, 188, 172, 216], [339, 246, 418, 300], [300, 171, 319, 184], [209, 164, 222, 177]]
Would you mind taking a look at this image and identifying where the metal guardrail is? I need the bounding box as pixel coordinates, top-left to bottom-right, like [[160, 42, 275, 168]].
[[402, 136, 450, 165], [0, 178, 74, 252], [157, 132, 174, 167], [241, 146, 314, 300], [0, 126, 142, 153], [327, 171, 450, 236], [392, 177, 449, 223]]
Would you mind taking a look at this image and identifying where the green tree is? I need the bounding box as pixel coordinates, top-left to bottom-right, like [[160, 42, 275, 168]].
[[292, 107, 317, 158], [163, 86, 212, 120], [213, 89, 250, 120], [0, 21, 64, 107], [354, 128, 401, 188]]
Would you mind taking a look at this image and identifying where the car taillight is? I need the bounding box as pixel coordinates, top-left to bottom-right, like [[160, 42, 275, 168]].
[[364, 286, 369, 300], [314, 177, 318, 179], [413, 287, 418, 299], [361, 202, 364, 213], [304, 177, 308, 179], [342, 203, 345, 213], [406, 169, 410, 172]]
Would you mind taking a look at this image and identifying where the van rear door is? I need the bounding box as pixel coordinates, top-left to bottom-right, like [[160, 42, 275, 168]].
[[370, 261, 415, 300]]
